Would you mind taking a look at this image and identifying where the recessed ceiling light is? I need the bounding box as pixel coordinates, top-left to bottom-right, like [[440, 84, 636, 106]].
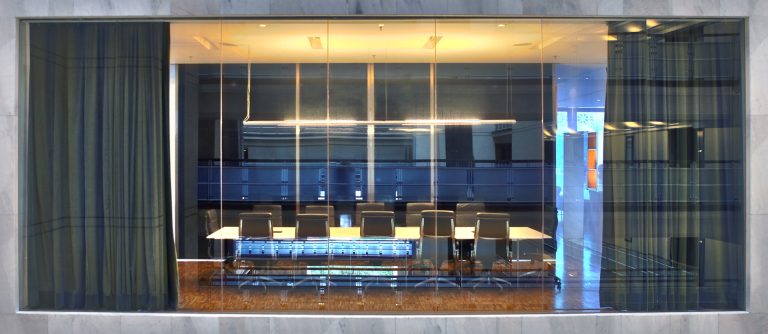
[[378, 24, 384, 28], [192, 36, 215, 50], [646, 19, 660, 28], [308, 36, 323, 49], [423, 36, 442, 49], [259, 24, 267, 28], [497, 24, 506, 28]]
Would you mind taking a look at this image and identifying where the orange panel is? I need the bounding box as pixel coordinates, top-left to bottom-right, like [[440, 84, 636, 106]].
[[587, 169, 597, 189]]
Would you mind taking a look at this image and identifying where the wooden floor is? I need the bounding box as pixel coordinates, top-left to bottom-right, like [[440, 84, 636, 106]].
[[178, 261, 555, 313]]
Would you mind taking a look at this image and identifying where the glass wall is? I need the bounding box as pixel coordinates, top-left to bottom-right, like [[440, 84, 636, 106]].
[[22, 18, 744, 313]]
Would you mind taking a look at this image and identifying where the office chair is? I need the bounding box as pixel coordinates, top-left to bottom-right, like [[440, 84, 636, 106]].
[[252, 204, 283, 227], [295, 213, 330, 238], [236, 212, 277, 290], [305, 205, 336, 227], [293, 213, 333, 289], [470, 212, 513, 289], [405, 202, 434, 227], [355, 202, 387, 227], [456, 202, 486, 227], [360, 211, 396, 237], [415, 210, 459, 288], [204, 209, 220, 259]]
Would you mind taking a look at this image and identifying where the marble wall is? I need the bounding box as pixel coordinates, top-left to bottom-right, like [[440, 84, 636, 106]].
[[0, 0, 765, 333]]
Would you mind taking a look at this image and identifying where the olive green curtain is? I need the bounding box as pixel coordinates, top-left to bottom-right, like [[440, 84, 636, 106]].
[[25, 22, 177, 311], [601, 21, 744, 311]]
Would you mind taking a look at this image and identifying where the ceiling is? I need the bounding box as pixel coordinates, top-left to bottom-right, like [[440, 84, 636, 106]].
[[170, 19, 609, 64]]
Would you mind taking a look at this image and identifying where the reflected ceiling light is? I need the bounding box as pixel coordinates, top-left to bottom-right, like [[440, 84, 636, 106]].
[[604, 123, 618, 131], [543, 129, 553, 137], [497, 24, 506, 28], [649, 121, 666, 126], [626, 25, 643, 33], [401, 119, 516, 126], [604, 35, 617, 41], [390, 127, 430, 133], [192, 36, 215, 50], [423, 36, 443, 49], [646, 19, 660, 28], [308, 36, 323, 49], [378, 24, 385, 28], [624, 121, 642, 128], [259, 24, 267, 28]]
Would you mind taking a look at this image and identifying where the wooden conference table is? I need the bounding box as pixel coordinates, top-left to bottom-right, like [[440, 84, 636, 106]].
[[208, 226, 551, 241]]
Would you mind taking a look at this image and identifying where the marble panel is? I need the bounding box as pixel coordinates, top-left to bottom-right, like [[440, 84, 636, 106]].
[[72, 0, 170, 16], [497, 0, 523, 14], [72, 314, 122, 334], [220, 0, 269, 15], [445, 0, 498, 14], [0, 116, 18, 215], [170, 0, 220, 16], [521, 315, 597, 334], [347, 0, 397, 14], [270, 316, 342, 334], [218, 316, 270, 333], [495, 316, 522, 334], [596, 0, 622, 15], [269, 0, 348, 15], [671, 313, 718, 334], [120, 315, 171, 334], [720, 0, 750, 16], [338, 317, 395, 334], [0, 0, 49, 18], [522, 0, 597, 16], [0, 214, 17, 314], [446, 316, 498, 334], [595, 314, 621, 333], [718, 312, 768, 334], [748, 115, 768, 214], [49, 0, 75, 16], [621, 314, 673, 334], [623, 0, 671, 16], [0, 313, 48, 334], [748, 213, 768, 313], [395, 316, 447, 334], [395, 0, 447, 14], [670, 0, 720, 16], [170, 316, 219, 334]]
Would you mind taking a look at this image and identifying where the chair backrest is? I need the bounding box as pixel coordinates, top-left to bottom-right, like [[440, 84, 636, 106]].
[[305, 205, 336, 227], [406, 202, 434, 227], [419, 210, 455, 267], [354, 202, 387, 227], [456, 202, 486, 227], [420, 210, 455, 238], [474, 212, 510, 269], [296, 213, 329, 238], [204, 209, 219, 235], [252, 204, 283, 227], [239, 212, 273, 239], [360, 211, 395, 237]]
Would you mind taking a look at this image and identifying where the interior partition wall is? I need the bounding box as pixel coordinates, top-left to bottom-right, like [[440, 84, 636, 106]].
[[22, 18, 745, 314]]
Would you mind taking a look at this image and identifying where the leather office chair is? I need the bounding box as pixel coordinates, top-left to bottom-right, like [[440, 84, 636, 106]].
[[296, 213, 330, 238], [354, 202, 387, 227], [237, 212, 277, 289], [415, 210, 458, 287], [471, 212, 513, 288], [252, 204, 283, 227], [456, 202, 486, 227], [405, 202, 434, 227], [360, 211, 395, 237], [305, 205, 336, 227], [239, 212, 273, 239], [204, 209, 220, 258]]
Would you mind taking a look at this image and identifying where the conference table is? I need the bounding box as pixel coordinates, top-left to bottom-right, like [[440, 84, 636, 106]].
[[207, 226, 556, 289], [207, 226, 551, 241]]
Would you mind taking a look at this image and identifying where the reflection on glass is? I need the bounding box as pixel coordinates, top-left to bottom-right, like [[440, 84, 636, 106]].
[[162, 18, 746, 314]]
